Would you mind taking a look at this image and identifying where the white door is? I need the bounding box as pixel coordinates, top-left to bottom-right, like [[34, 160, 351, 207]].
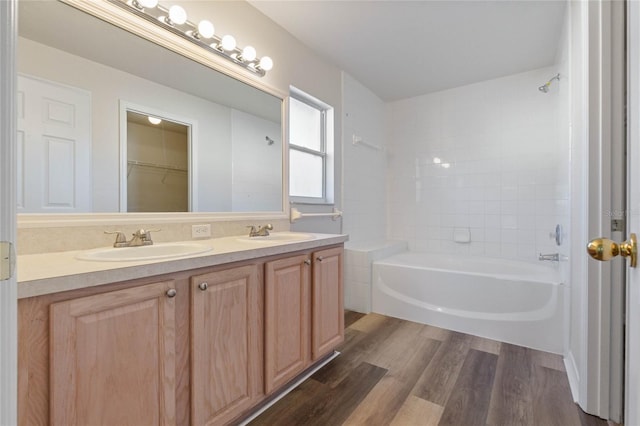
[[626, 2, 640, 423], [0, 0, 18, 424], [18, 74, 91, 212]]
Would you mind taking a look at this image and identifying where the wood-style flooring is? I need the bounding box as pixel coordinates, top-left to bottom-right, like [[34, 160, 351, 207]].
[[250, 311, 609, 426]]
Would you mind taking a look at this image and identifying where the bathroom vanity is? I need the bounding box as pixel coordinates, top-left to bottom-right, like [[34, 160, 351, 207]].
[[17, 233, 346, 425]]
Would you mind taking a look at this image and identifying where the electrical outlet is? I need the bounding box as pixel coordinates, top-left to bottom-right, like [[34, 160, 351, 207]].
[[192, 224, 211, 239]]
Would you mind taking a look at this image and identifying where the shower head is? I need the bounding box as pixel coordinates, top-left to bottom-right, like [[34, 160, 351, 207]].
[[265, 136, 275, 145], [538, 73, 560, 93]]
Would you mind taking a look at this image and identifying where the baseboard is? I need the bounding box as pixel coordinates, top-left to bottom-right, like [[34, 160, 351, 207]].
[[564, 350, 580, 403]]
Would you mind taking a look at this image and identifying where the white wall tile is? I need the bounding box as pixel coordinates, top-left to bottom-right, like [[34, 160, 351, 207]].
[[385, 66, 568, 262]]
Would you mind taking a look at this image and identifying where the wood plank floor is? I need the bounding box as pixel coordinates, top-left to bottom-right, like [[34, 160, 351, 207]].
[[250, 312, 610, 426]]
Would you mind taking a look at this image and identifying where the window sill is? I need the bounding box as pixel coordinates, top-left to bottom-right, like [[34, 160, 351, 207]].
[[290, 200, 335, 207]]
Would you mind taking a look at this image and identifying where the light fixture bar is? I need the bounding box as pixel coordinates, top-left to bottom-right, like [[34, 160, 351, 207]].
[[108, 0, 273, 77]]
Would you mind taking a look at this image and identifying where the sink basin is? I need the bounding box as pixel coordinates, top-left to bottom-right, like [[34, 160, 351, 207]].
[[236, 232, 316, 244], [76, 242, 213, 262]]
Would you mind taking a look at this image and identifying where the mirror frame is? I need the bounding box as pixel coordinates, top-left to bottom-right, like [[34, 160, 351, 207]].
[[17, 0, 289, 228]]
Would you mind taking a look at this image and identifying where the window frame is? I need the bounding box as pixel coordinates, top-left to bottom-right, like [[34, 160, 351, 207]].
[[288, 89, 333, 204]]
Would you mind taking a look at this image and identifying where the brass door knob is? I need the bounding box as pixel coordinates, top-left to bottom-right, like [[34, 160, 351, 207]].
[[587, 233, 637, 268]]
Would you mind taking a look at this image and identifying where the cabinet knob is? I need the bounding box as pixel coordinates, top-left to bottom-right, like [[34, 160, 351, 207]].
[[166, 288, 177, 298], [199, 282, 209, 291], [316, 256, 324, 262], [304, 259, 311, 266]]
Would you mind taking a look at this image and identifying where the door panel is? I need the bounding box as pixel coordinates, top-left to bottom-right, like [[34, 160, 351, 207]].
[[264, 254, 311, 394], [17, 74, 91, 212], [49, 281, 177, 425], [312, 247, 344, 360], [191, 264, 262, 425]]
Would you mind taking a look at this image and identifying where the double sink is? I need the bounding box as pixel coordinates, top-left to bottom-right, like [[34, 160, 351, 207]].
[[76, 232, 316, 262]]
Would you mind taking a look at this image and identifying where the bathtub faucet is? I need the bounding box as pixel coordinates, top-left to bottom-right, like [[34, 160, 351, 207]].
[[539, 253, 560, 262]]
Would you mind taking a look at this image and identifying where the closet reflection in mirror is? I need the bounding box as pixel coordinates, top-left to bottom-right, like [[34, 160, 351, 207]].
[[126, 111, 189, 213], [16, 0, 283, 214]]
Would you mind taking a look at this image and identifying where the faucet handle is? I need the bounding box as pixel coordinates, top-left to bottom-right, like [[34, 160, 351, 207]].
[[104, 231, 127, 247], [137, 228, 161, 244], [259, 223, 273, 236], [133, 228, 160, 236], [246, 225, 257, 237]]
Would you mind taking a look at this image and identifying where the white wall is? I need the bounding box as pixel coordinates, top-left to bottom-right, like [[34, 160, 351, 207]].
[[341, 72, 388, 313], [385, 67, 570, 263], [231, 109, 282, 212], [342, 72, 387, 243]]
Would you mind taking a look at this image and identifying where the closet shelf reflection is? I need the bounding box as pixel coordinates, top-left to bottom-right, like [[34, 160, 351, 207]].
[[127, 160, 187, 176]]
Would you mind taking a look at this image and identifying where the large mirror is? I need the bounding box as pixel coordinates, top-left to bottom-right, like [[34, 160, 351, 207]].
[[16, 0, 284, 218]]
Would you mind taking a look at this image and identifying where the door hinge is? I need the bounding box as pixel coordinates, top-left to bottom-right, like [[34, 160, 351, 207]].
[[0, 241, 15, 281], [612, 219, 625, 232]]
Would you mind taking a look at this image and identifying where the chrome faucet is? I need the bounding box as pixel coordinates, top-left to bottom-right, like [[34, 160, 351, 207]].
[[539, 253, 560, 262], [247, 224, 273, 237], [105, 229, 160, 247]]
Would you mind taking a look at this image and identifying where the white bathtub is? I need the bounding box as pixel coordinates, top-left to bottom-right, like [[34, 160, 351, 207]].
[[372, 252, 564, 353]]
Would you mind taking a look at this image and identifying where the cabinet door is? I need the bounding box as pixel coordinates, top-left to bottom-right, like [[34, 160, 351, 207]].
[[312, 247, 344, 360], [264, 254, 311, 394], [49, 281, 177, 426], [191, 264, 262, 426]]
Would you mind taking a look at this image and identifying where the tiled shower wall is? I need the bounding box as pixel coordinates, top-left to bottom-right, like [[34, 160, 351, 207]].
[[386, 67, 569, 262]]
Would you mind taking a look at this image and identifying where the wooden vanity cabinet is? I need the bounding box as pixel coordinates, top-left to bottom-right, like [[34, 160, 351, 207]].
[[19, 243, 344, 426], [190, 264, 263, 425], [264, 246, 344, 393], [311, 246, 345, 360], [49, 280, 178, 426], [264, 253, 312, 394]]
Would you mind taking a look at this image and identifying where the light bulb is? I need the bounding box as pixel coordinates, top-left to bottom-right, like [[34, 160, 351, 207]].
[[441, 163, 451, 169], [197, 20, 215, 39], [433, 157, 441, 164], [258, 56, 273, 71], [241, 46, 257, 62], [168, 5, 187, 25], [148, 116, 162, 125], [221, 35, 236, 51], [137, 0, 158, 8]]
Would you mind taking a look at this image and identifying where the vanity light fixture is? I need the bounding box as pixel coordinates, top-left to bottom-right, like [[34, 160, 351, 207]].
[[220, 35, 237, 52], [194, 20, 214, 39], [240, 46, 257, 62], [133, 0, 158, 9], [117, 0, 274, 76], [167, 5, 187, 25]]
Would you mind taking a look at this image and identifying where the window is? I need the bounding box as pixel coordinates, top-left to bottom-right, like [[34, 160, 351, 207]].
[[289, 89, 333, 203]]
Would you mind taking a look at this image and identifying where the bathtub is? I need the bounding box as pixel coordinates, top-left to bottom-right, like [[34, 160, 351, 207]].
[[372, 252, 564, 353]]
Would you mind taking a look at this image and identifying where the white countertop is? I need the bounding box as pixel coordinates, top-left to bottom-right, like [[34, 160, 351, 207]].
[[18, 232, 348, 299]]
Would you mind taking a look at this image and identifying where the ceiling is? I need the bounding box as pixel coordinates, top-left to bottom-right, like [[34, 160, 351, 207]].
[[249, 0, 567, 101]]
